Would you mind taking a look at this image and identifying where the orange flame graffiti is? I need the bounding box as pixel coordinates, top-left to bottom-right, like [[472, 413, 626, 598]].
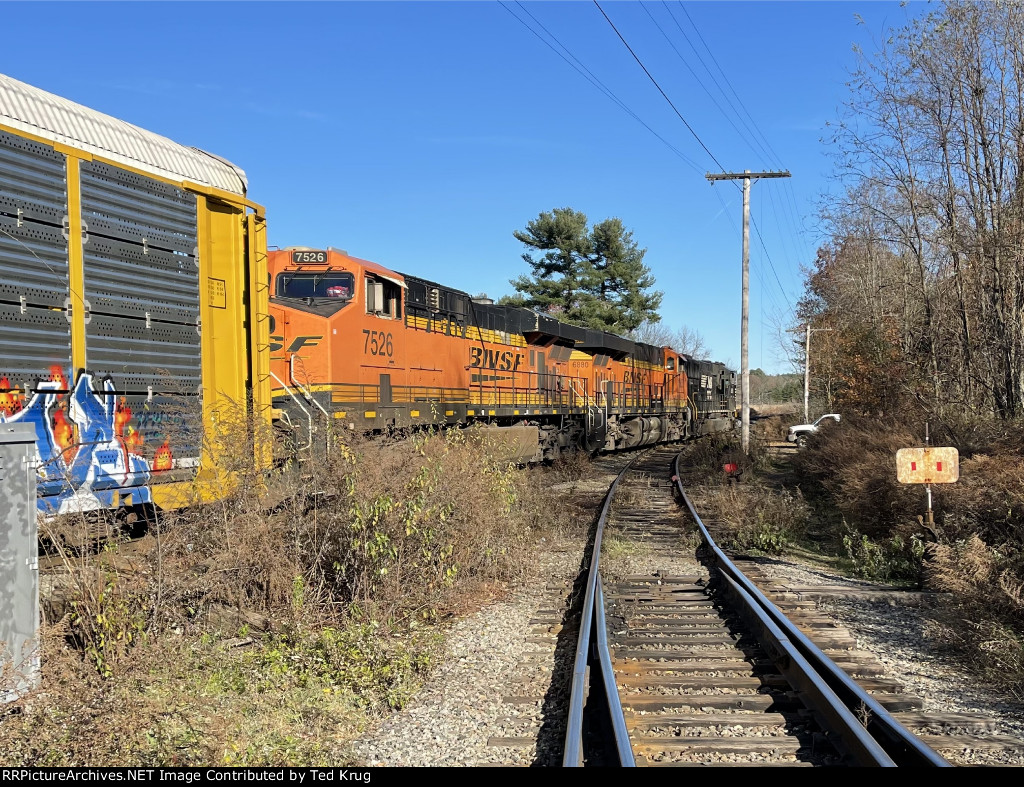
[[114, 397, 132, 438], [0, 377, 23, 416], [125, 426, 144, 455], [50, 365, 68, 394], [153, 439, 173, 471], [52, 408, 75, 456]]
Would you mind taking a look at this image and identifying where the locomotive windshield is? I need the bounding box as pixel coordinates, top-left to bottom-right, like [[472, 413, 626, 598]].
[[277, 272, 354, 300]]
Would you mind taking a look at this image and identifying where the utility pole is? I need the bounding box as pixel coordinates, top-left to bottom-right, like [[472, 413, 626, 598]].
[[803, 323, 833, 423], [706, 169, 791, 454], [804, 322, 811, 424]]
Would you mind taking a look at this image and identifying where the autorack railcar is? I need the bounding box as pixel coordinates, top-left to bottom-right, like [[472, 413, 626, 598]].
[[0, 73, 271, 514]]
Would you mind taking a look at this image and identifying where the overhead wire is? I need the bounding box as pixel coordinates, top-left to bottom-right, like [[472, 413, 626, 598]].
[[659, 1, 777, 167], [676, 1, 784, 167], [674, 2, 818, 271], [765, 183, 801, 278], [497, 0, 705, 173], [750, 211, 794, 309], [593, 0, 726, 171], [595, 1, 796, 312], [502, 0, 799, 322], [639, 1, 770, 166]]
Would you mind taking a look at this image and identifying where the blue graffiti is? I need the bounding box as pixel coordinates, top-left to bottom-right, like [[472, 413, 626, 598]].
[[1, 371, 155, 514]]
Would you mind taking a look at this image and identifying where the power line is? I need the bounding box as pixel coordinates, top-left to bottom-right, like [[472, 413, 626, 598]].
[[750, 213, 794, 309], [677, 2, 785, 168], [506, 0, 799, 331], [593, 0, 725, 171], [658, 1, 777, 166], [674, 2, 819, 270], [498, 0, 704, 173], [638, 1, 770, 166]]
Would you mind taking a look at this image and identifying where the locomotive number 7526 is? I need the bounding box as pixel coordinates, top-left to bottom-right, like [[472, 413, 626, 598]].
[[362, 329, 393, 357]]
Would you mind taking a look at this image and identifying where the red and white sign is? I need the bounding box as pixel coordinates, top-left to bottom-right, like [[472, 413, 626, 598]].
[[896, 447, 959, 484]]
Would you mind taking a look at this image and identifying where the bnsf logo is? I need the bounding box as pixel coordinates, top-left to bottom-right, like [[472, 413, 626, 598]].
[[270, 336, 323, 353], [624, 371, 647, 385], [267, 314, 322, 353], [470, 347, 523, 371]]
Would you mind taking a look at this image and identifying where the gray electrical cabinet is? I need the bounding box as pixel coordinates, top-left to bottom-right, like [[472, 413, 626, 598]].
[[0, 422, 39, 701]]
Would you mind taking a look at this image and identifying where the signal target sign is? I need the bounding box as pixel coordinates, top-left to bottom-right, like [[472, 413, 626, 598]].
[[896, 447, 960, 484]]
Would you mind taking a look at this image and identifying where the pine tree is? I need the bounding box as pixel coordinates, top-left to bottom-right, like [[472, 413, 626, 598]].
[[502, 208, 595, 324], [504, 208, 662, 334], [589, 217, 662, 334]]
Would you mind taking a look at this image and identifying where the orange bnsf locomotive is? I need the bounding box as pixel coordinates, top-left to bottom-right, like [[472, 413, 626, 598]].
[[267, 247, 736, 461]]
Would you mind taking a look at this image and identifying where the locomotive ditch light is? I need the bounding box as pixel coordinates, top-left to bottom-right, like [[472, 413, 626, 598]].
[[895, 446, 959, 484]]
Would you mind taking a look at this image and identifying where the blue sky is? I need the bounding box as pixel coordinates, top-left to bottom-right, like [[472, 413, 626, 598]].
[[2, 1, 926, 373]]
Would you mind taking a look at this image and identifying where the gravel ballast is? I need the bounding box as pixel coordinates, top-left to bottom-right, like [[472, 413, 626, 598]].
[[755, 558, 1024, 766], [349, 536, 584, 766]]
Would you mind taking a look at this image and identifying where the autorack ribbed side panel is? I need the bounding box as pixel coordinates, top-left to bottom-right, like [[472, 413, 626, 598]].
[[0, 129, 71, 385], [81, 160, 197, 253], [85, 314, 201, 392], [0, 303, 71, 386], [80, 160, 200, 393], [83, 236, 199, 324], [0, 129, 69, 309]]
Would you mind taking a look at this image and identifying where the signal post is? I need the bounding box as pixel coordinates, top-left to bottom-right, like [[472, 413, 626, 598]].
[[896, 424, 960, 531]]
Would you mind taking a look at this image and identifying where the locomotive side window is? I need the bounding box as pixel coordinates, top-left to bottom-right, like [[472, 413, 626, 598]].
[[277, 272, 354, 300], [666, 357, 675, 371], [366, 275, 402, 319]]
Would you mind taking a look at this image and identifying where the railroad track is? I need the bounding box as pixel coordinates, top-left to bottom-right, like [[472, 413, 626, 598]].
[[562, 445, 1020, 766]]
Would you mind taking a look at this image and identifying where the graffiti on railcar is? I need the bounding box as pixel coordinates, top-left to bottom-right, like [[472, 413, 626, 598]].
[[0, 368, 187, 514]]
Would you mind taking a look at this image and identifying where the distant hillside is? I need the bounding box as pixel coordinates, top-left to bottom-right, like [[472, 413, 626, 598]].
[[749, 369, 801, 405]]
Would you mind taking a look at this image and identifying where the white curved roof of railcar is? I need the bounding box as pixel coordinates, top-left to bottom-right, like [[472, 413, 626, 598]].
[[0, 73, 247, 196]]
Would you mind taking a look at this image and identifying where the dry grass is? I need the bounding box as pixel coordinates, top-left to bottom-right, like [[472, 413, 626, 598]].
[[792, 414, 1024, 691], [752, 412, 803, 442], [600, 532, 654, 581], [751, 403, 800, 418], [691, 481, 809, 556], [676, 434, 809, 556], [924, 535, 1024, 697], [1, 424, 571, 765], [549, 449, 595, 486], [792, 415, 925, 538]]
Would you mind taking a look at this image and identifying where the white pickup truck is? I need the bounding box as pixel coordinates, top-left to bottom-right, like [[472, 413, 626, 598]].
[[787, 413, 841, 446]]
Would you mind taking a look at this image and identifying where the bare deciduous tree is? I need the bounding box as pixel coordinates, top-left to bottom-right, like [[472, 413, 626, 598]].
[[813, 0, 1024, 419], [631, 321, 710, 359]]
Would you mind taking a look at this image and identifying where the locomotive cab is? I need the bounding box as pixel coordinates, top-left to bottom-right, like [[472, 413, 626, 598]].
[[275, 266, 355, 315], [268, 247, 410, 453]]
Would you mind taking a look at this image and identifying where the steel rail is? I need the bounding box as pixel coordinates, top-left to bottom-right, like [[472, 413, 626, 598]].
[[595, 579, 635, 766], [563, 454, 640, 767], [717, 569, 895, 766], [671, 453, 950, 767]]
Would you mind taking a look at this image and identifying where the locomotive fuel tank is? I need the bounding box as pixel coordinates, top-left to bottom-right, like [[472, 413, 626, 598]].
[[621, 416, 664, 448]]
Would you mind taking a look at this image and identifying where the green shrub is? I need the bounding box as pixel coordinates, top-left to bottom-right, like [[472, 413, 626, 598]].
[[840, 525, 926, 583]]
